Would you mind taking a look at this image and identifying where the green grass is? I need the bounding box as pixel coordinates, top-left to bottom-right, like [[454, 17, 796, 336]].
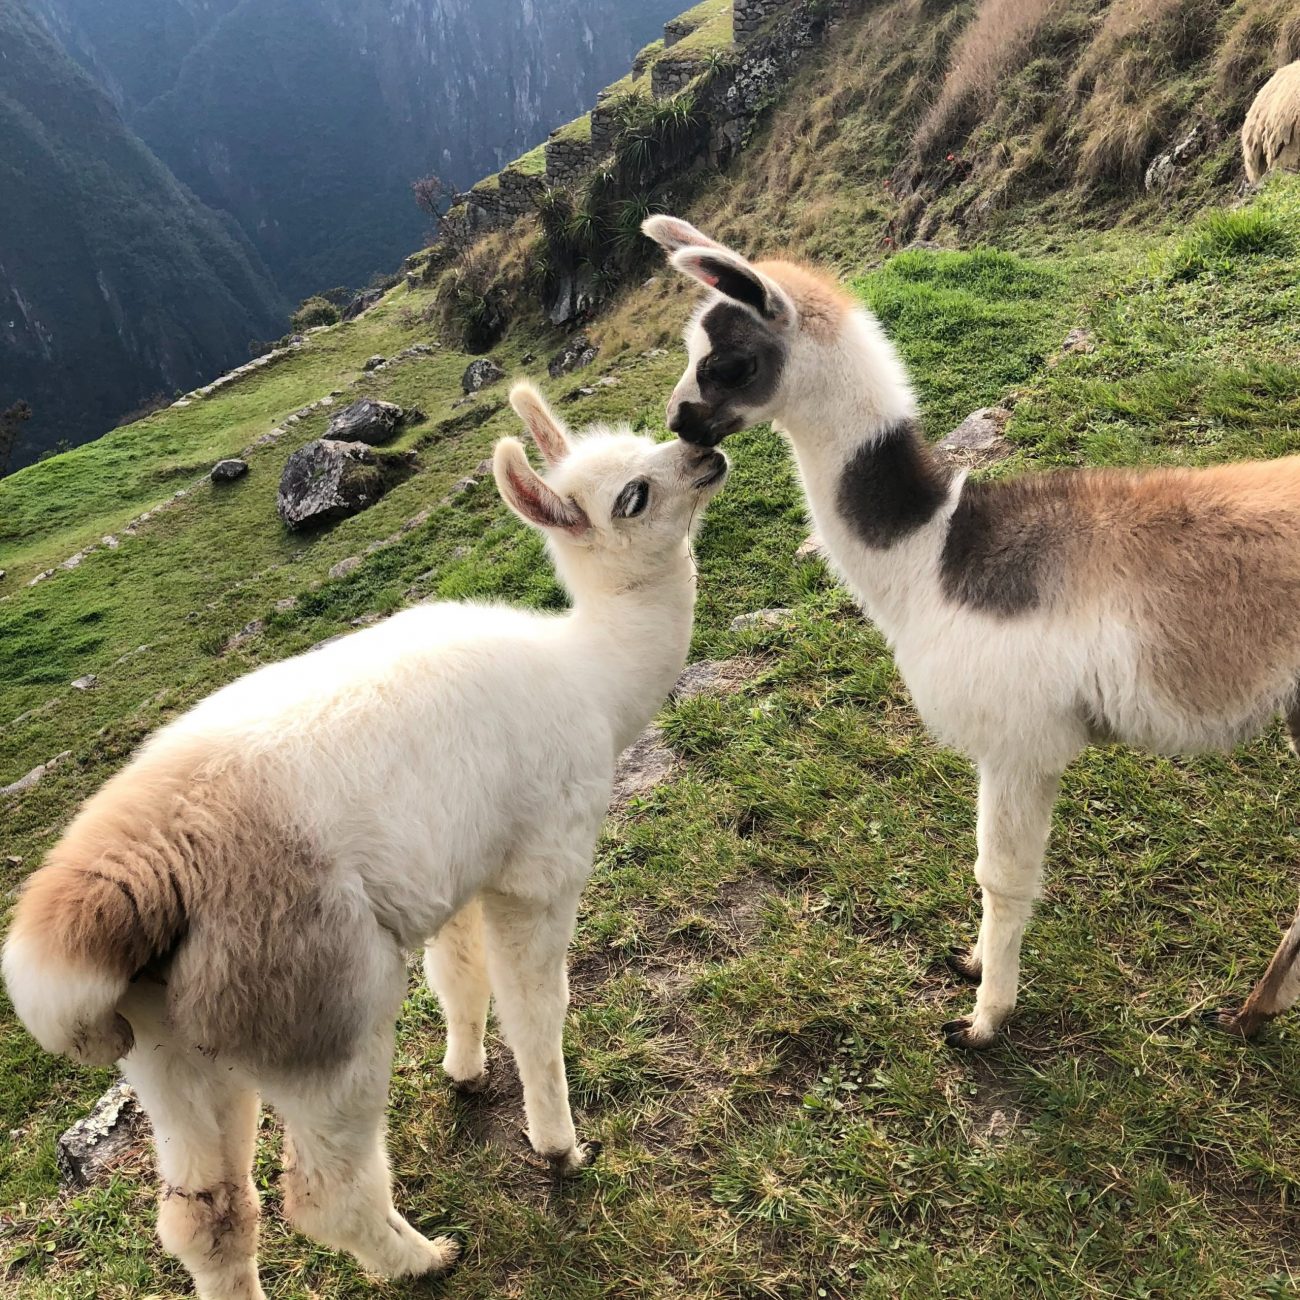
[[5, 159, 1300, 1300], [508, 144, 548, 178]]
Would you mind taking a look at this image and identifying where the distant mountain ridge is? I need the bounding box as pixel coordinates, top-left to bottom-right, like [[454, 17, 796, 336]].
[[27, 0, 684, 298], [0, 0, 286, 469], [3, 0, 682, 467]]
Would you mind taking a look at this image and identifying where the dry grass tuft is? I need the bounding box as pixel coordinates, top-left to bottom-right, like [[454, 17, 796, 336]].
[[1069, 0, 1219, 187], [914, 0, 1067, 158]]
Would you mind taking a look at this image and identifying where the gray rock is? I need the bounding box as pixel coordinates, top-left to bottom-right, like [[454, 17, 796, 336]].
[[277, 440, 416, 530], [363, 355, 386, 371], [462, 358, 506, 394], [223, 619, 264, 652], [211, 458, 249, 483], [795, 534, 825, 561], [341, 287, 383, 321], [935, 408, 1013, 468], [547, 334, 599, 378], [325, 398, 405, 445], [610, 725, 676, 810], [71, 674, 98, 691], [1, 750, 72, 797], [0, 569, 6, 581], [730, 607, 794, 632], [329, 556, 362, 580], [671, 659, 752, 701], [1145, 125, 1205, 191], [1059, 327, 1096, 356], [57, 1083, 147, 1187]]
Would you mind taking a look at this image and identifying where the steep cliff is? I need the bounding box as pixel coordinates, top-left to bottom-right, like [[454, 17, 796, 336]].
[[0, 0, 286, 469]]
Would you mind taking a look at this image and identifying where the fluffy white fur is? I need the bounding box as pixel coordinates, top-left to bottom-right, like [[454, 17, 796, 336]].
[[3, 382, 727, 1298]]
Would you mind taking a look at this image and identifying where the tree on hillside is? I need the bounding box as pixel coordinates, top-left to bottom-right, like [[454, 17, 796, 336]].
[[412, 172, 453, 224], [0, 400, 31, 477]]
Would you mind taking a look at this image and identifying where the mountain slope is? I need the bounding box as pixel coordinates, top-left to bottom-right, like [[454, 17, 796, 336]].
[[40, 0, 689, 299], [0, 0, 286, 469]]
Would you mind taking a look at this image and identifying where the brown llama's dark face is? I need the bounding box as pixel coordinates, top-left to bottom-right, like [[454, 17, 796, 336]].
[[668, 301, 787, 446]]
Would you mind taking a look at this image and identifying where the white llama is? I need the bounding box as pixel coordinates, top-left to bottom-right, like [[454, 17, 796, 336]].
[[3, 382, 728, 1299]]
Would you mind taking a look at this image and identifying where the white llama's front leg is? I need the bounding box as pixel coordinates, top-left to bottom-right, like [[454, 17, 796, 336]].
[[481, 887, 598, 1173], [943, 764, 1060, 1050], [425, 896, 491, 1091]]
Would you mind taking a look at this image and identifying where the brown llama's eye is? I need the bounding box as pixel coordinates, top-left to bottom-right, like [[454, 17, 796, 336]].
[[705, 354, 757, 387], [612, 479, 650, 519]]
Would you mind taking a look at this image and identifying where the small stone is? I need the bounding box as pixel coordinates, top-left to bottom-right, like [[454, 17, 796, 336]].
[[329, 556, 362, 580], [0, 569, 6, 581], [5, 855, 21, 866], [795, 534, 825, 561], [210, 458, 249, 483], [2, 750, 72, 797], [671, 658, 752, 700], [274, 597, 298, 612], [461, 358, 506, 394], [547, 334, 599, 378], [730, 608, 794, 632], [610, 725, 676, 810], [935, 408, 1013, 468], [1059, 327, 1096, 356], [57, 1083, 147, 1187], [223, 619, 264, 652], [71, 674, 98, 691], [28, 569, 55, 586], [101, 535, 119, 549], [363, 355, 386, 371]]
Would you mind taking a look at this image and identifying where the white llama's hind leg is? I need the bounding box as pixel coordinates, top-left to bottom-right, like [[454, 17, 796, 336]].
[[424, 896, 491, 1090], [943, 764, 1061, 1051], [269, 1023, 460, 1279], [120, 1002, 265, 1300], [481, 887, 598, 1173]]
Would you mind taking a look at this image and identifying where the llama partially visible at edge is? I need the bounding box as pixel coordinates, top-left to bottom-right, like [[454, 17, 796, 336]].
[[3, 383, 729, 1300], [646, 212, 1300, 1052], [1243, 60, 1300, 184]]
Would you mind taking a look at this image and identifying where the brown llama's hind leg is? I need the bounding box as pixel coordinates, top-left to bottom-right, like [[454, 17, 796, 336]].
[[1204, 899, 1300, 1040], [1285, 695, 1300, 758]]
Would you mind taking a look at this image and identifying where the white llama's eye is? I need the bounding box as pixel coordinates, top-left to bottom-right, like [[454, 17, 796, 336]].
[[612, 479, 650, 519]]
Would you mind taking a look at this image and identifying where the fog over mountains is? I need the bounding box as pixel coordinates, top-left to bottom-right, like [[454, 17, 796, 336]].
[[2, 0, 681, 467]]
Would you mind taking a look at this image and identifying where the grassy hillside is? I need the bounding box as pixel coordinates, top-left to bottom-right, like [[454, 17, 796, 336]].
[[4, 0, 1300, 1295]]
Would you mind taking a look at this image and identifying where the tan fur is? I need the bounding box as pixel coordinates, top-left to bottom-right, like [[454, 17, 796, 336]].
[[1242, 60, 1300, 184], [1064, 458, 1300, 716], [10, 740, 380, 1073], [755, 258, 853, 341]]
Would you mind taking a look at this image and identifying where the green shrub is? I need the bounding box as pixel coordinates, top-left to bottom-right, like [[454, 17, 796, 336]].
[[290, 295, 341, 330]]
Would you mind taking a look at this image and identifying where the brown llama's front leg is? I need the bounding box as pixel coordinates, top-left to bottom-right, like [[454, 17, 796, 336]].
[[943, 765, 1061, 1050]]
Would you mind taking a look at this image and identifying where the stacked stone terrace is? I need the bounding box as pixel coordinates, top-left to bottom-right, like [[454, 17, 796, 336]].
[[439, 0, 842, 251]]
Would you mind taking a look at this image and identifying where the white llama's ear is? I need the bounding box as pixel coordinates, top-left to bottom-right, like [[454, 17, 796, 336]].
[[508, 381, 571, 466], [641, 214, 727, 254], [669, 245, 796, 329], [493, 439, 589, 536]]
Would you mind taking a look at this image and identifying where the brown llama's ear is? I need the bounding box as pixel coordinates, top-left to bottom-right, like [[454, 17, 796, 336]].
[[641, 214, 727, 255], [669, 246, 796, 329], [493, 439, 589, 536]]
